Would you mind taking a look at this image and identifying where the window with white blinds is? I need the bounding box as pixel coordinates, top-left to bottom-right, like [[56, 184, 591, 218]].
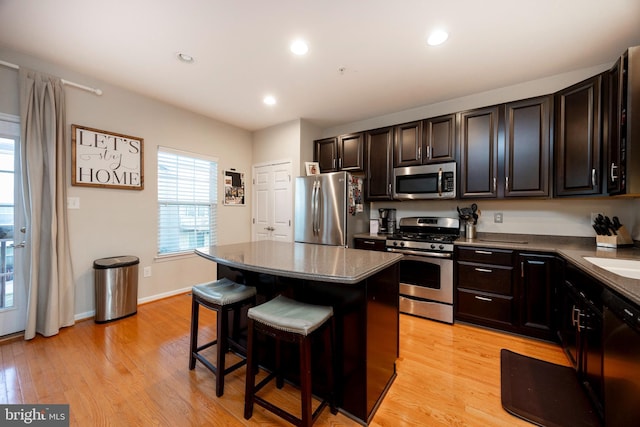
[[157, 147, 218, 256]]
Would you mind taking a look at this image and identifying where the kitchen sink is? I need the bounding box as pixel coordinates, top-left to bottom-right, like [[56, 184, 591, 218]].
[[583, 257, 640, 280]]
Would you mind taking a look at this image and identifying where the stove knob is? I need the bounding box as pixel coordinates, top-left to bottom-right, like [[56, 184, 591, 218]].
[[430, 244, 436, 249], [400, 242, 405, 247], [439, 244, 445, 250], [393, 241, 398, 247]]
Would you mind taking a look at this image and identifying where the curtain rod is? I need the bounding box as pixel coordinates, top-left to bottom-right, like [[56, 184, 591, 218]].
[[0, 59, 103, 96]]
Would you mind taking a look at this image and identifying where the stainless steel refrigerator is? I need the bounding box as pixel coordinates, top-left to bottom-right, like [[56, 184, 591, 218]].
[[294, 171, 368, 247]]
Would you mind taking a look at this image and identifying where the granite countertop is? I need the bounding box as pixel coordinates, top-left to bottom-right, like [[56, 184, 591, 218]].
[[195, 240, 403, 285], [354, 232, 640, 305]]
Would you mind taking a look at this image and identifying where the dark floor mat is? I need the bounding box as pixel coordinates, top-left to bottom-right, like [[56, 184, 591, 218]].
[[500, 349, 601, 427]]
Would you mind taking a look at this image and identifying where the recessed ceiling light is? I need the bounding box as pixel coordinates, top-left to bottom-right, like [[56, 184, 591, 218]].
[[427, 30, 449, 46], [290, 39, 309, 56], [263, 95, 276, 106], [177, 53, 194, 63]]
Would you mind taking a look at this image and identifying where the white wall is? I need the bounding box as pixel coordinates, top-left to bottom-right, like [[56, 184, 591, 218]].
[[253, 119, 300, 172], [252, 118, 321, 177], [0, 47, 254, 318]]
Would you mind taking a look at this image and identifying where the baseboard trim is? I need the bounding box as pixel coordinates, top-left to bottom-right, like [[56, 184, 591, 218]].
[[74, 286, 192, 322]]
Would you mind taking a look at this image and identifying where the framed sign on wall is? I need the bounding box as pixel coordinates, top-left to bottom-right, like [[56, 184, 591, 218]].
[[71, 124, 144, 190]]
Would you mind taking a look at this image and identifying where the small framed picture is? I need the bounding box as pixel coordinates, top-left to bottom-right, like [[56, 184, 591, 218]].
[[305, 161, 320, 176]]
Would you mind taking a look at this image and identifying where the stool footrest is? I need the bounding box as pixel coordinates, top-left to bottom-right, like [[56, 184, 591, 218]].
[[254, 394, 328, 427], [223, 359, 247, 376], [195, 339, 218, 353], [254, 371, 277, 393]]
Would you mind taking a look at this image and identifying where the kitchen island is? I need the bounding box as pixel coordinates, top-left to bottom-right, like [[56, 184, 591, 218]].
[[195, 241, 403, 425]]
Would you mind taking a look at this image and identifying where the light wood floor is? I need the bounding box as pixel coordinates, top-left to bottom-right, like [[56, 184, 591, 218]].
[[0, 293, 569, 426]]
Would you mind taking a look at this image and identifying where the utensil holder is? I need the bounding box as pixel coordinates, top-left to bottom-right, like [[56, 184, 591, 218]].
[[596, 226, 634, 248], [465, 223, 476, 240]]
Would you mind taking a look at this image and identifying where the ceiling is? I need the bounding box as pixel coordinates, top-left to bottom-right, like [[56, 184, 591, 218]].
[[1, 0, 640, 132]]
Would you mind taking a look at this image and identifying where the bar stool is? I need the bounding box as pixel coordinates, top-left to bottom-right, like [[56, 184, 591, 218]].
[[189, 277, 257, 397], [244, 294, 336, 427]]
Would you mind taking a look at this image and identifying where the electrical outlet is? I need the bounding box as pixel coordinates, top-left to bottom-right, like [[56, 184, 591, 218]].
[[67, 196, 80, 209], [143, 266, 152, 277], [494, 212, 503, 223]]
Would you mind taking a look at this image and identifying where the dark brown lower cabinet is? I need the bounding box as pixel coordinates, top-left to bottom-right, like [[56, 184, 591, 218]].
[[556, 263, 604, 419], [518, 253, 560, 341], [455, 246, 516, 330], [455, 247, 559, 341], [354, 237, 386, 251]]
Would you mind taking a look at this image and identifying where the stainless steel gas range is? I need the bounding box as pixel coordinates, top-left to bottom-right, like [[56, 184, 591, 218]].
[[386, 216, 460, 324]]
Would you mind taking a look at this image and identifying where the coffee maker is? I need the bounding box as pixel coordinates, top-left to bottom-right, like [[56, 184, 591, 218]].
[[378, 208, 397, 234]]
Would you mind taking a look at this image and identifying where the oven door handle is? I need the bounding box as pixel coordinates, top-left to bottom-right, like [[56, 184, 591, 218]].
[[387, 247, 452, 259]]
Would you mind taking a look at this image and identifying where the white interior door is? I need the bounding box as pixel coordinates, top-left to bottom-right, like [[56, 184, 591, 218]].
[[0, 114, 26, 336], [252, 161, 292, 242]]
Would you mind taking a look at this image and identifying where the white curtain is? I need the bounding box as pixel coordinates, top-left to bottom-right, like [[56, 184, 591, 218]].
[[19, 68, 75, 339]]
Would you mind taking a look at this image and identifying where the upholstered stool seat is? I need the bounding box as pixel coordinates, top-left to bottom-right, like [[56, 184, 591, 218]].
[[244, 295, 336, 427], [189, 278, 257, 397]]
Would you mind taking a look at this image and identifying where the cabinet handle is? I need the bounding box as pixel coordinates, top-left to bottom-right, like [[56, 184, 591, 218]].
[[418, 146, 421, 160], [363, 240, 376, 245], [426, 146, 431, 159], [505, 176, 509, 192], [571, 306, 582, 327], [333, 158, 336, 169], [493, 177, 497, 193], [388, 183, 392, 194], [474, 250, 492, 255], [610, 163, 618, 182], [339, 158, 342, 169], [475, 268, 493, 273], [475, 295, 493, 302], [521, 261, 524, 278], [591, 168, 597, 187]]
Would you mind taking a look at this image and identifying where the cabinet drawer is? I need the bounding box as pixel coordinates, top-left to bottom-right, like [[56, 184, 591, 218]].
[[354, 238, 386, 251], [456, 289, 514, 325], [457, 246, 514, 266], [457, 262, 513, 295]]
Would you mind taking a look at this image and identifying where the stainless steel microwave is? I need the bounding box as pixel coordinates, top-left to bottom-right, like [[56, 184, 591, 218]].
[[393, 162, 456, 200]]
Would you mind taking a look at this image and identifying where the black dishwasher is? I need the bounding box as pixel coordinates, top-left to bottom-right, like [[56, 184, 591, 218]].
[[602, 289, 640, 427]]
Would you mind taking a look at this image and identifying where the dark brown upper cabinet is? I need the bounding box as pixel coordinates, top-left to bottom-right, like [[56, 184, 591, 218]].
[[314, 133, 364, 172], [338, 132, 365, 171], [460, 97, 551, 199], [604, 45, 640, 196], [459, 106, 500, 198], [393, 121, 423, 167], [554, 74, 602, 197], [365, 127, 394, 200], [393, 115, 456, 167], [314, 137, 339, 172], [424, 114, 456, 164], [504, 96, 552, 197]]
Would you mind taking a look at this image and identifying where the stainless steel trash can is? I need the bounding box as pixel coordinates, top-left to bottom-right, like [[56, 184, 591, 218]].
[[93, 255, 139, 323]]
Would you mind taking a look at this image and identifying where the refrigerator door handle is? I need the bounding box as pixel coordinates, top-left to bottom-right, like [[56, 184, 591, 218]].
[[314, 179, 321, 234], [311, 180, 316, 234], [312, 179, 319, 234]]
